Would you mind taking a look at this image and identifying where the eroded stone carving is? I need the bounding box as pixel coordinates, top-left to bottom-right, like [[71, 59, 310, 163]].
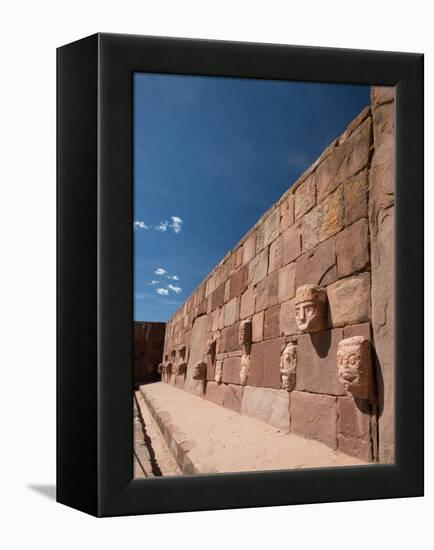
[[193, 360, 207, 380], [337, 336, 372, 399], [240, 354, 250, 386], [205, 338, 217, 357], [215, 360, 223, 384], [176, 346, 187, 376], [238, 319, 252, 347], [280, 341, 297, 391], [295, 285, 327, 333]]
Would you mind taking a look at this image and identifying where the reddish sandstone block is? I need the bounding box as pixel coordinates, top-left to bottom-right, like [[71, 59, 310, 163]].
[[268, 235, 282, 273], [223, 384, 244, 412], [229, 266, 248, 300], [327, 273, 370, 327], [279, 299, 298, 337], [278, 262, 295, 303], [282, 223, 301, 265], [240, 287, 255, 319], [337, 397, 372, 461], [318, 186, 344, 242], [263, 208, 280, 248], [336, 218, 369, 277], [262, 337, 284, 389], [296, 329, 345, 396], [344, 322, 371, 340], [224, 297, 239, 327], [264, 304, 280, 340], [252, 311, 264, 342], [300, 206, 320, 252], [241, 386, 290, 431], [222, 356, 241, 385], [211, 283, 225, 311], [235, 245, 243, 268], [373, 102, 394, 145], [219, 322, 241, 353], [255, 223, 265, 253], [344, 171, 368, 226], [294, 174, 316, 220], [243, 232, 256, 265], [255, 271, 279, 312], [204, 381, 227, 406], [291, 391, 338, 449], [371, 85, 395, 108], [248, 248, 268, 286], [248, 342, 264, 386], [295, 237, 336, 288], [280, 194, 294, 231]]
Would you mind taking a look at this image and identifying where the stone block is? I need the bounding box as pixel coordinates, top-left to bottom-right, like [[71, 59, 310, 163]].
[[255, 270, 279, 312], [282, 223, 301, 265], [339, 435, 372, 462], [241, 386, 290, 431], [211, 282, 225, 311], [224, 297, 239, 327], [224, 279, 230, 303], [268, 235, 282, 273], [371, 86, 395, 108], [240, 286, 256, 319], [327, 273, 370, 327], [280, 194, 294, 231], [229, 266, 248, 300], [300, 206, 320, 253], [337, 397, 372, 461], [223, 384, 244, 412], [278, 262, 296, 303], [294, 174, 316, 219], [243, 232, 256, 265], [255, 223, 265, 253], [316, 117, 371, 203], [263, 208, 280, 248], [222, 356, 241, 385], [336, 218, 369, 277], [248, 248, 268, 286], [344, 322, 371, 341], [279, 299, 298, 337], [203, 381, 227, 406], [344, 171, 368, 226], [264, 304, 280, 340], [252, 311, 264, 342], [211, 308, 220, 332], [318, 186, 344, 242], [291, 391, 337, 449], [295, 237, 336, 288], [206, 274, 216, 298], [262, 337, 284, 389], [235, 245, 243, 268], [248, 342, 265, 386], [296, 329, 345, 396], [373, 102, 394, 146]]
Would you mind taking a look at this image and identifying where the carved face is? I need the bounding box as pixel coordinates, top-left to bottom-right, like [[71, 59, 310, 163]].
[[280, 343, 297, 391], [215, 360, 223, 384], [238, 320, 252, 346], [295, 285, 326, 333], [337, 337, 371, 399], [239, 354, 250, 385]]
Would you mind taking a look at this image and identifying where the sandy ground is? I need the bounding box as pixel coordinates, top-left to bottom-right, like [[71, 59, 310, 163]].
[[138, 382, 369, 474]]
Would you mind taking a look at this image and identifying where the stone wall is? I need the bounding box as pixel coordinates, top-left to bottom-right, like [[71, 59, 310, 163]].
[[161, 87, 395, 463], [134, 321, 166, 386]]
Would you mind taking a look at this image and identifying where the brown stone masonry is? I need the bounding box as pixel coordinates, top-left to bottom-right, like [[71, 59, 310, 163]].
[[160, 87, 395, 463]]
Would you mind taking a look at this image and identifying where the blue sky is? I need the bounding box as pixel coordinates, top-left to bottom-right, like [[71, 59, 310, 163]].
[[134, 73, 370, 322]]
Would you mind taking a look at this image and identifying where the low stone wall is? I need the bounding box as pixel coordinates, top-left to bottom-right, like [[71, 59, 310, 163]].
[[134, 321, 166, 386], [161, 87, 395, 463]]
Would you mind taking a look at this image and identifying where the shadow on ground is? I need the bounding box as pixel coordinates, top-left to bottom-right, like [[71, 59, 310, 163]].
[[27, 484, 56, 501]]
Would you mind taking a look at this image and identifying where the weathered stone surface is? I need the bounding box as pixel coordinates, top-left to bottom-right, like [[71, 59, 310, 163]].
[[344, 322, 371, 341], [279, 299, 298, 337], [373, 102, 394, 145], [211, 308, 220, 332], [222, 356, 241, 385], [296, 329, 345, 396], [223, 384, 244, 412], [371, 85, 395, 108], [294, 174, 316, 219], [204, 381, 227, 406], [224, 279, 230, 303], [336, 218, 369, 277], [344, 171, 368, 226], [280, 194, 294, 231], [255, 270, 279, 312], [248, 248, 268, 286], [268, 236, 282, 273], [264, 304, 280, 340], [206, 274, 216, 298], [318, 186, 344, 243], [263, 208, 280, 248], [229, 266, 248, 300], [185, 315, 209, 393], [240, 286, 256, 319], [316, 117, 371, 203], [219, 322, 242, 353], [248, 342, 264, 386], [295, 237, 336, 288], [278, 262, 296, 303], [280, 341, 297, 391], [337, 397, 372, 461], [291, 391, 337, 449], [211, 282, 225, 311], [243, 232, 256, 265], [327, 273, 370, 327], [294, 285, 327, 333], [262, 337, 284, 389], [252, 311, 264, 342], [241, 386, 290, 431], [255, 223, 265, 253], [224, 297, 239, 327], [281, 223, 301, 265], [337, 336, 373, 400], [300, 206, 319, 252]]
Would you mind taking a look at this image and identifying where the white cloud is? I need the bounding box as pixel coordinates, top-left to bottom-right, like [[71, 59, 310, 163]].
[[166, 274, 180, 280], [154, 268, 167, 275], [134, 220, 149, 230], [148, 280, 159, 285], [167, 284, 182, 294], [156, 288, 169, 296], [169, 216, 183, 233], [155, 221, 169, 232]]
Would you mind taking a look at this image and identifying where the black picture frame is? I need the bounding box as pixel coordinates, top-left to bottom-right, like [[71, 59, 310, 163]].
[[57, 33, 424, 517]]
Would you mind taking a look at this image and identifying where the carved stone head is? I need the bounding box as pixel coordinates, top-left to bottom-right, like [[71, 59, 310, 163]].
[[294, 285, 327, 333], [280, 341, 297, 391], [239, 354, 250, 386], [337, 336, 372, 399], [215, 360, 223, 384], [205, 338, 217, 356], [193, 361, 207, 380], [238, 319, 252, 347]]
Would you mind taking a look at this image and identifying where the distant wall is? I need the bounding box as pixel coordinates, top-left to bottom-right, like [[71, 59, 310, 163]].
[[161, 87, 395, 463], [134, 321, 166, 386]]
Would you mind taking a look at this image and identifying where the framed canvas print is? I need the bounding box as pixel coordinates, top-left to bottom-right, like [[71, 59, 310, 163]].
[[57, 33, 424, 517]]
